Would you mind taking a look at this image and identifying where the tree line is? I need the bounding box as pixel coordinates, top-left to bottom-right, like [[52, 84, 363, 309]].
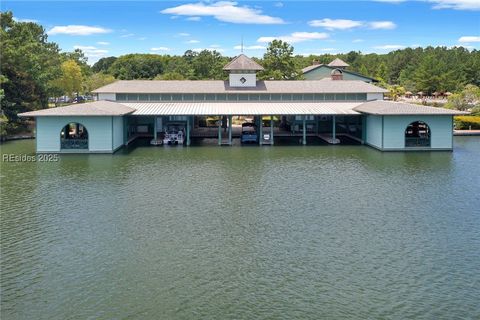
[[1, 10, 479, 136]]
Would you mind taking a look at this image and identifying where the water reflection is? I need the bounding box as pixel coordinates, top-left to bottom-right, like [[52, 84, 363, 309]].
[[1, 138, 479, 319]]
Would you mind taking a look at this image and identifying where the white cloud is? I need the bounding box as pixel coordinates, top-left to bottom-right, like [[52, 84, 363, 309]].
[[352, 39, 364, 43], [187, 39, 200, 43], [308, 19, 363, 30], [73, 45, 108, 58], [138, 37, 147, 40], [257, 32, 329, 44], [429, 0, 480, 10], [178, 33, 190, 37], [368, 21, 397, 29], [209, 44, 222, 48], [309, 18, 396, 30], [13, 17, 39, 23], [161, 1, 285, 24], [373, 44, 406, 49], [274, 2, 284, 7], [233, 45, 266, 50], [151, 47, 171, 51], [458, 36, 480, 43], [120, 33, 134, 38], [192, 47, 225, 53], [186, 16, 201, 21], [48, 25, 111, 36], [97, 41, 110, 45]]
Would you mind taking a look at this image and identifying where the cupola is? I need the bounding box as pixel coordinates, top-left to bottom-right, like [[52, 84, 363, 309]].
[[223, 54, 264, 87], [327, 58, 349, 69]]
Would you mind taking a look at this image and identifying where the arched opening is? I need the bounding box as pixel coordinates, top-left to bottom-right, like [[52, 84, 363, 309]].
[[331, 68, 343, 80], [405, 121, 431, 147], [60, 123, 88, 150]]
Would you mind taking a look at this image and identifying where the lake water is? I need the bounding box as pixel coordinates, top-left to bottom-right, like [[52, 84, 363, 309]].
[[1, 138, 479, 319]]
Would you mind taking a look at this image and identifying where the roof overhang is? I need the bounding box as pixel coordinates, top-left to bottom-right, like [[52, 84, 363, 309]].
[[354, 100, 469, 115], [18, 101, 136, 117], [123, 102, 363, 116]]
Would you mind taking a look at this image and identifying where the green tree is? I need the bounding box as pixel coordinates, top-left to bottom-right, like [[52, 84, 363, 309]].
[[154, 72, 185, 80], [85, 72, 116, 93], [52, 60, 83, 100], [387, 85, 406, 101], [375, 62, 388, 85], [445, 85, 480, 111], [191, 50, 227, 79], [260, 40, 300, 80], [1, 11, 62, 134], [359, 65, 370, 77], [92, 56, 118, 73], [108, 54, 166, 79]]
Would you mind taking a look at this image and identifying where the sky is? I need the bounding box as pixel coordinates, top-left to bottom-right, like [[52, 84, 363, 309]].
[[3, 0, 480, 64]]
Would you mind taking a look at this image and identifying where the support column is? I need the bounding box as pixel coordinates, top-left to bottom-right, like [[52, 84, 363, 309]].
[[186, 116, 191, 146], [123, 117, 128, 145], [302, 116, 307, 145], [228, 115, 232, 145], [218, 118, 222, 146], [154, 116, 157, 141], [361, 115, 366, 143], [332, 115, 336, 141], [270, 116, 274, 145], [259, 116, 263, 145]]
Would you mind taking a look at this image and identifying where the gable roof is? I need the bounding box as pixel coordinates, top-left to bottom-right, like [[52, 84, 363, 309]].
[[353, 100, 468, 115], [328, 58, 350, 68], [301, 64, 378, 82], [18, 100, 135, 117], [223, 54, 264, 71], [93, 80, 388, 94]]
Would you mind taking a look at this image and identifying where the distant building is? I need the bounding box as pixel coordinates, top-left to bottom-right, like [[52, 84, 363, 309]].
[[302, 58, 378, 83], [20, 54, 466, 153]]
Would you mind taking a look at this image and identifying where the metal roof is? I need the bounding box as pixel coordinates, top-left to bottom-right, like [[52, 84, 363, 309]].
[[223, 54, 264, 71], [18, 101, 135, 117], [328, 58, 350, 67], [93, 80, 388, 94], [354, 100, 468, 115], [124, 102, 362, 116]]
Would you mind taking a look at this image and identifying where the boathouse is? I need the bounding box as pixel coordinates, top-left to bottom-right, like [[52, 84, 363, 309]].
[[19, 55, 466, 153]]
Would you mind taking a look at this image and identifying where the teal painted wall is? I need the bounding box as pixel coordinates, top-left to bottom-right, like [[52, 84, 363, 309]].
[[304, 66, 373, 82], [383, 115, 453, 150], [112, 116, 124, 150], [36, 116, 115, 153], [365, 115, 383, 149]]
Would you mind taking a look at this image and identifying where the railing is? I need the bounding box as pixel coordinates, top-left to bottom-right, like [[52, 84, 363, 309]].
[[61, 138, 88, 149], [405, 137, 430, 147]]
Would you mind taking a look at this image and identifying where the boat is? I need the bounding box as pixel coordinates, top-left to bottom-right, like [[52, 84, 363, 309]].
[[241, 122, 258, 144]]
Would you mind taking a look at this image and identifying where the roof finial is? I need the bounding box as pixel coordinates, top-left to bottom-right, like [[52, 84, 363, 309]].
[[241, 35, 244, 53]]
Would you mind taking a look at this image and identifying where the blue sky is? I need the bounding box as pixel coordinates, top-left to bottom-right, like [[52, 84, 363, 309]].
[[3, 0, 480, 64]]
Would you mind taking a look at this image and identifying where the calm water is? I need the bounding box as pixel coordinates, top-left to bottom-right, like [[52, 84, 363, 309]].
[[1, 138, 479, 319]]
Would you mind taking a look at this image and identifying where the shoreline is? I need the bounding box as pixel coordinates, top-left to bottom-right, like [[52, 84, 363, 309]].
[[454, 130, 480, 136]]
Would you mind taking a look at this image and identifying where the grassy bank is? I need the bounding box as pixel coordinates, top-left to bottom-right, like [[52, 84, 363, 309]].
[[454, 116, 480, 130]]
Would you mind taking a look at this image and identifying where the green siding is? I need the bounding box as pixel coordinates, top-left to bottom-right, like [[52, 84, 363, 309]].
[[303, 65, 374, 82], [36, 116, 115, 153], [112, 116, 125, 151], [382, 115, 453, 150], [365, 115, 383, 149]]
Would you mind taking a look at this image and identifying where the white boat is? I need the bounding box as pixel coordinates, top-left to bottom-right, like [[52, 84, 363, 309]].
[[162, 124, 185, 145]]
